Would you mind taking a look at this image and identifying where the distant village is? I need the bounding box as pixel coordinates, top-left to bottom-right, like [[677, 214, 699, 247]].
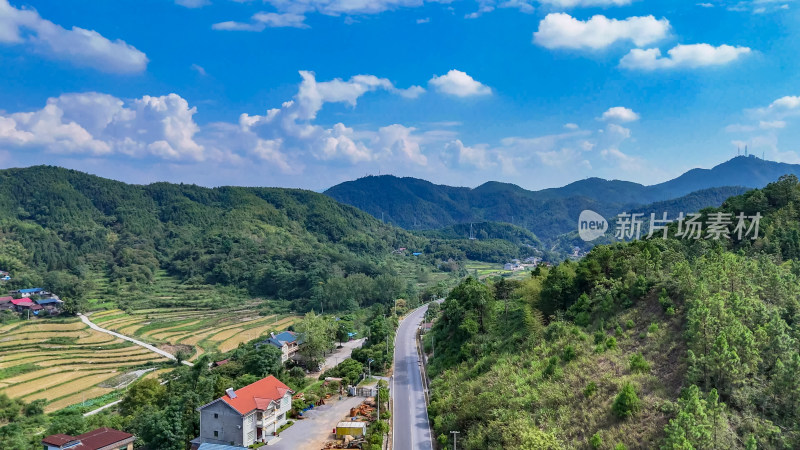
[[0, 285, 64, 316]]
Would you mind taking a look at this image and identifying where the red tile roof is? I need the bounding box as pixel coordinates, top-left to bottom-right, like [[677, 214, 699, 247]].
[[42, 428, 134, 449], [75, 427, 134, 449], [42, 434, 76, 446], [11, 298, 33, 306], [220, 375, 292, 415], [0, 296, 13, 302]]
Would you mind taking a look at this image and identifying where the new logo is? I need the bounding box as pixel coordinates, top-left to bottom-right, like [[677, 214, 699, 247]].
[[578, 210, 608, 242]]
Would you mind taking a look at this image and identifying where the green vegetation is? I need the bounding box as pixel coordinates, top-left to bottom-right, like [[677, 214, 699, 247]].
[[425, 176, 800, 449], [0, 165, 448, 314]]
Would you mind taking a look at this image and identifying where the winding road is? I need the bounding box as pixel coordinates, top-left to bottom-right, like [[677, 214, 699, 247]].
[[78, 313, 193, 366], [392, 304, 434, 450]]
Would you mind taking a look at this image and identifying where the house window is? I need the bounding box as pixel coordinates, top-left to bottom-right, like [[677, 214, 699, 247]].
[[214, 413, 219, 419], [214, 431, 219, 437]]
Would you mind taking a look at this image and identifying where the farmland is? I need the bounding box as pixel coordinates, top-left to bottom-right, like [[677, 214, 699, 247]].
[[0, 318, 169, 413], [463, 260, 532, 281], [88, 306, 299, 360]]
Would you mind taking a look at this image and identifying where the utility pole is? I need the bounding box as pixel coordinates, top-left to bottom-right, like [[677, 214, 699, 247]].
[[451, 431, 460, 450]]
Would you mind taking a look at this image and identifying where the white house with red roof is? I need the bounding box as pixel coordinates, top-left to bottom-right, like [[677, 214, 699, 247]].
[[194, 375, 293, 447]]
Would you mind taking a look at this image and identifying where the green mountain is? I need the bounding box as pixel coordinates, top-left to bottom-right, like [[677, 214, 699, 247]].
[[424, 176, 800, 449], [0, 165, 432, 312], [325, 156, 794, 241]]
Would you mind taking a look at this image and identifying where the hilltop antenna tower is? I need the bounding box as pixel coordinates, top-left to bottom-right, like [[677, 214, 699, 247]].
[[469, 223, 476, 240]]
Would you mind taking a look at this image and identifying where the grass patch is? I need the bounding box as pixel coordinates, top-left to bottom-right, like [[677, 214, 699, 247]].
[[0, 363, 41, 380]]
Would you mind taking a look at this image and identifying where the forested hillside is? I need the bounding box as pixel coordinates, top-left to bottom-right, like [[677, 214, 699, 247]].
[[425, 175, 800, 449], [0, 166, 433, 313], [324, 156, 788, 241]]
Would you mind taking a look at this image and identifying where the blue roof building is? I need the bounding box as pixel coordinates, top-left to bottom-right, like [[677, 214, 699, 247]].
[[19, 288, 44, 293], [35, 298, 63, 305]]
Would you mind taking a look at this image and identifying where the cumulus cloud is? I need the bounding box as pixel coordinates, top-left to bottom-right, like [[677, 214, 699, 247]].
[[442, 140, 495, 168], [236, 71, 429, 167], [620, 43, 751, 69], [429, 70, 492, 97], [533, 13, 670, 50], [0, 92, 204, 160], [601, 106, 640, 122], [0, 0, 148, 73]]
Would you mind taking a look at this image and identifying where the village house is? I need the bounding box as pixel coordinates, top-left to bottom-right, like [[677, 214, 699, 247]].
[[193, 375, 293, 448], [262, 331, 300, 364], [42, 427, 135, 450], [11, 287, 47, 298], [0, 295, 13, 312]]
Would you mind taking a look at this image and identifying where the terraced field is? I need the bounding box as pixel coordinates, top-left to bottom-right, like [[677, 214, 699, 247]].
[[0, 318, 169, 413], [88, 307, 299, 360]]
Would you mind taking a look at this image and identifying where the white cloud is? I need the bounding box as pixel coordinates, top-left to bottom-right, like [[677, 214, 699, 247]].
[[759, 120, 786, 129], [620, 43, 751, 70], [564, 123, 579, 129], [601, 106, 640, 122], [601, 147, 641, 171], [175, 0, 209, 7], [0, 0, 148, 73], [0, 71, 435, 173], [533, 13, 670, 50], [539, 0, 634, 6], [214, 0, 446, 29], [191, 64, 207, 76], [443, 139, 495, 168], [0, 92, 204, 160], [429, 70, 492, 97], [767, 95, 800, 111], [213, 12, 308, 30], [376, 124, 427, 165], [416, 17, 431, 23]]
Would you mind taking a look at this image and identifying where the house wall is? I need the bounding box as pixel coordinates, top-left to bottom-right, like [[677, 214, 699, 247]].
[[199, 401, 244, 446]]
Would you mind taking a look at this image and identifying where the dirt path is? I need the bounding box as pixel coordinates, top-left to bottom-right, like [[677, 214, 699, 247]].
[[79, 313, 193, 367]]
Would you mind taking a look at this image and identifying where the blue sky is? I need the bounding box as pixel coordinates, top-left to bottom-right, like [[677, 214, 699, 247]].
[[1, 0, 799, 191]]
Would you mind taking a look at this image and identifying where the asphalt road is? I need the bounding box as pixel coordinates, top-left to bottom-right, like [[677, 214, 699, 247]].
[[392, 304, 434, 450], [268, 396, 363, 450]]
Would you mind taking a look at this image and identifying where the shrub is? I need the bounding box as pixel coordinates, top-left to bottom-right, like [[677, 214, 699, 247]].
[[590, 432, 603, 448], [658, 288, 673, 311], [648, 323, 658, 334], [615, 325, 624, 337], [625, 319, 635, 329], [562, 345, 576, 362], [629, 353, 651, 373], [584, 381, 598, 398], [542, 356, 562, 379], [605, 337, 617, 350], [612, 383, 641, 419], [614, 444, 627, 450], [594, 330, 606, 345]]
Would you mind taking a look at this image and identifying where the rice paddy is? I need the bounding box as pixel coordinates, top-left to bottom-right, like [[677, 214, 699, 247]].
[[0, 318, 168, 412]]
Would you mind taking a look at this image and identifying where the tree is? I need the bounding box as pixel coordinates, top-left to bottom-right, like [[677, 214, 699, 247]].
[[336, 319, 354, 346], [612, 383, 641, 419], [295, 311, 335, 369], [241, 344, 282, 377], [120, 378, 166, 417]]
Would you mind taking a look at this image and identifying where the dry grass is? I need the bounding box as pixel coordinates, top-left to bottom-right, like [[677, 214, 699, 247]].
[[22, 371, 120, 403]]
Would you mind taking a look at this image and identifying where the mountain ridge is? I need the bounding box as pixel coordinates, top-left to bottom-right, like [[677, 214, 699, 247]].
[[325, 156, 798, 240]]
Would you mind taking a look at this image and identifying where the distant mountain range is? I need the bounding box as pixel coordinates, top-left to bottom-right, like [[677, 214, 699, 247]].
[[325, 156, 800, 241]]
